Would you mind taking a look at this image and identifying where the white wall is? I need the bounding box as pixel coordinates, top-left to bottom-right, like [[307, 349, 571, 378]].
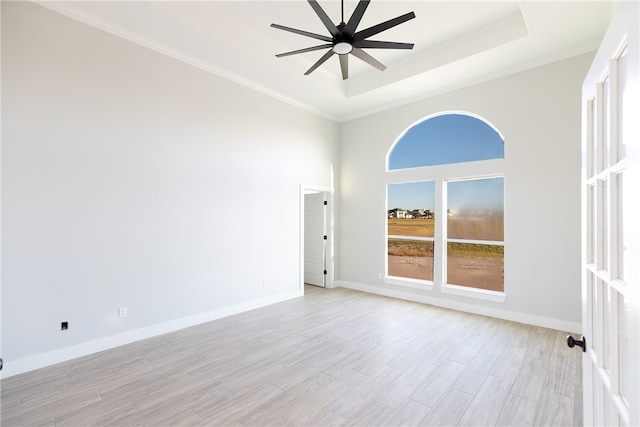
[[337, 53, 593, 332], [1, 2, 338, 377]]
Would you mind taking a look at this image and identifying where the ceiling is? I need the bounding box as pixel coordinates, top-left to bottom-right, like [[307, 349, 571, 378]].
[[42, 1, 614, 122]]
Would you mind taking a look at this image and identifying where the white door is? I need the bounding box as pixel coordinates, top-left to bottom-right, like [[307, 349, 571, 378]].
[[580, 2, 639, 426], [304, 192, 326, 287]]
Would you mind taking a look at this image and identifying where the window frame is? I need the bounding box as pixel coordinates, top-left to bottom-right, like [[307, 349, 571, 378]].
[[442, 176, 505, 302], [386, 180, 436, 289], [385, 113, 506, 302]]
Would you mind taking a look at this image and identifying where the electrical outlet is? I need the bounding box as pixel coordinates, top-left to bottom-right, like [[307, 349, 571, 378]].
[[61, 321, 68, 331], [118, 306, 128, 318], [262, 280, 268, 288], [378, 272, 383, 279]]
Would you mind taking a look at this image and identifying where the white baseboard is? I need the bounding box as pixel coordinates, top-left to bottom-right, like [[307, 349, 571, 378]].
[[1, 290, 303, 379], [335, 280, 581, 334]]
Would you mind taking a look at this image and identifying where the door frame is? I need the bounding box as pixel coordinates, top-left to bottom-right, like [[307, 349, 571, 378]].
[[299, 184, 333, 292]]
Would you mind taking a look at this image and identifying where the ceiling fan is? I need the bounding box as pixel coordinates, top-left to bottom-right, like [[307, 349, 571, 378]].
[[271, 0, 415, 80]]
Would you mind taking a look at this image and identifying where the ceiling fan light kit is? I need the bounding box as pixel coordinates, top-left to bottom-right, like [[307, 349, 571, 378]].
[[271, 0, 415, 80], [333, 42, 353, 55]]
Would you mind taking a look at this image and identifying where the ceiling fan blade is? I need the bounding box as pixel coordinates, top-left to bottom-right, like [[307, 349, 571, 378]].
[[307, 0, 341, 39], [344, 0, 370, 35], [354, 11, 416, 41], [271, 23, 333, 42], [353, 40, 414, 50], [339, 54, 349, 80], [351, 47, 386, 71], [276, 44, 333, 58], [304, 49, 335, 75]]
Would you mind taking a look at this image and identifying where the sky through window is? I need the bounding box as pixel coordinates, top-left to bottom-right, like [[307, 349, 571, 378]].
[[388, 114, 504, 170]]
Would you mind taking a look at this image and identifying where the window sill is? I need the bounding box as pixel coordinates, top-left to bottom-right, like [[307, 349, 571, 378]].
[[381, 277, 505, 303], [384, 276, 434, 291], [441, 284, 506, 303]]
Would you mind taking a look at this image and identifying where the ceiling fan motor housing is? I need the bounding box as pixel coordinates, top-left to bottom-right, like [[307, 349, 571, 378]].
[[333, 22, 354, 54]]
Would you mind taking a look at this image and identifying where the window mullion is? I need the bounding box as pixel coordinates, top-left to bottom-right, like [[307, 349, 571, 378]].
[[433, 178, 446, 287]]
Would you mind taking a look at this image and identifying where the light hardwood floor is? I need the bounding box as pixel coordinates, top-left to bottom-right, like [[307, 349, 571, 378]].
[[1, 286, 582, 426]]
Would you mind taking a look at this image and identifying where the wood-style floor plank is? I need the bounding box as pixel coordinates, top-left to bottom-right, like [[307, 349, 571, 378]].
[[534, 389, 574, 426], [495, 393, 538, 426], [0, 286, 582, 426], [419, 387, 474, 426], [409, 360, 466, 408], [457, 375, 513, 426]]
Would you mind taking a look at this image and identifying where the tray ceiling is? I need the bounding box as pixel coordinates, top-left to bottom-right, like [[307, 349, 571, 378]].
[[42, 1, 614, 121]]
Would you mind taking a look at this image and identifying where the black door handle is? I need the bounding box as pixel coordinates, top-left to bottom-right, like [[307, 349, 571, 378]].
[[567, 335, 586, 352]]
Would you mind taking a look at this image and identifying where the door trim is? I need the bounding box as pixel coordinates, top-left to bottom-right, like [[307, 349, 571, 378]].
[[299, 184, 333, 292]]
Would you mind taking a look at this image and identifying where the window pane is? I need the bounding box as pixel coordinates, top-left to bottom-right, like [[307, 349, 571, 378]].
[[446, 177, 504, 291], [603, 281, 611, 372], [387, 181, 435, 281], [587, 99, 595, 178], [618, 49, 628, 161], [388, 239, 434, 281], [389, 114, 504, 170], [388, 181, 435, 237], [447, 242, 504, 291], [447, 178, 504, 241], [619, 291, 631, 409], [618, 172, 628, 282], [588, 272, 596, 347], [602, 76, 610, 170], [587, 183, 595, 264], [598, 179, 609, 271]]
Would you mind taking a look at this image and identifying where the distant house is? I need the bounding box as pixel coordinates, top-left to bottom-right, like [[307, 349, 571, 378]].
[[388, 208, 434, 219], [388, 208, 412, 219]]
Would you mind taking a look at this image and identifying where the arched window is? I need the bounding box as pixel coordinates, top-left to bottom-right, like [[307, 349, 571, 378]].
[[386, 112, 505, 299]]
